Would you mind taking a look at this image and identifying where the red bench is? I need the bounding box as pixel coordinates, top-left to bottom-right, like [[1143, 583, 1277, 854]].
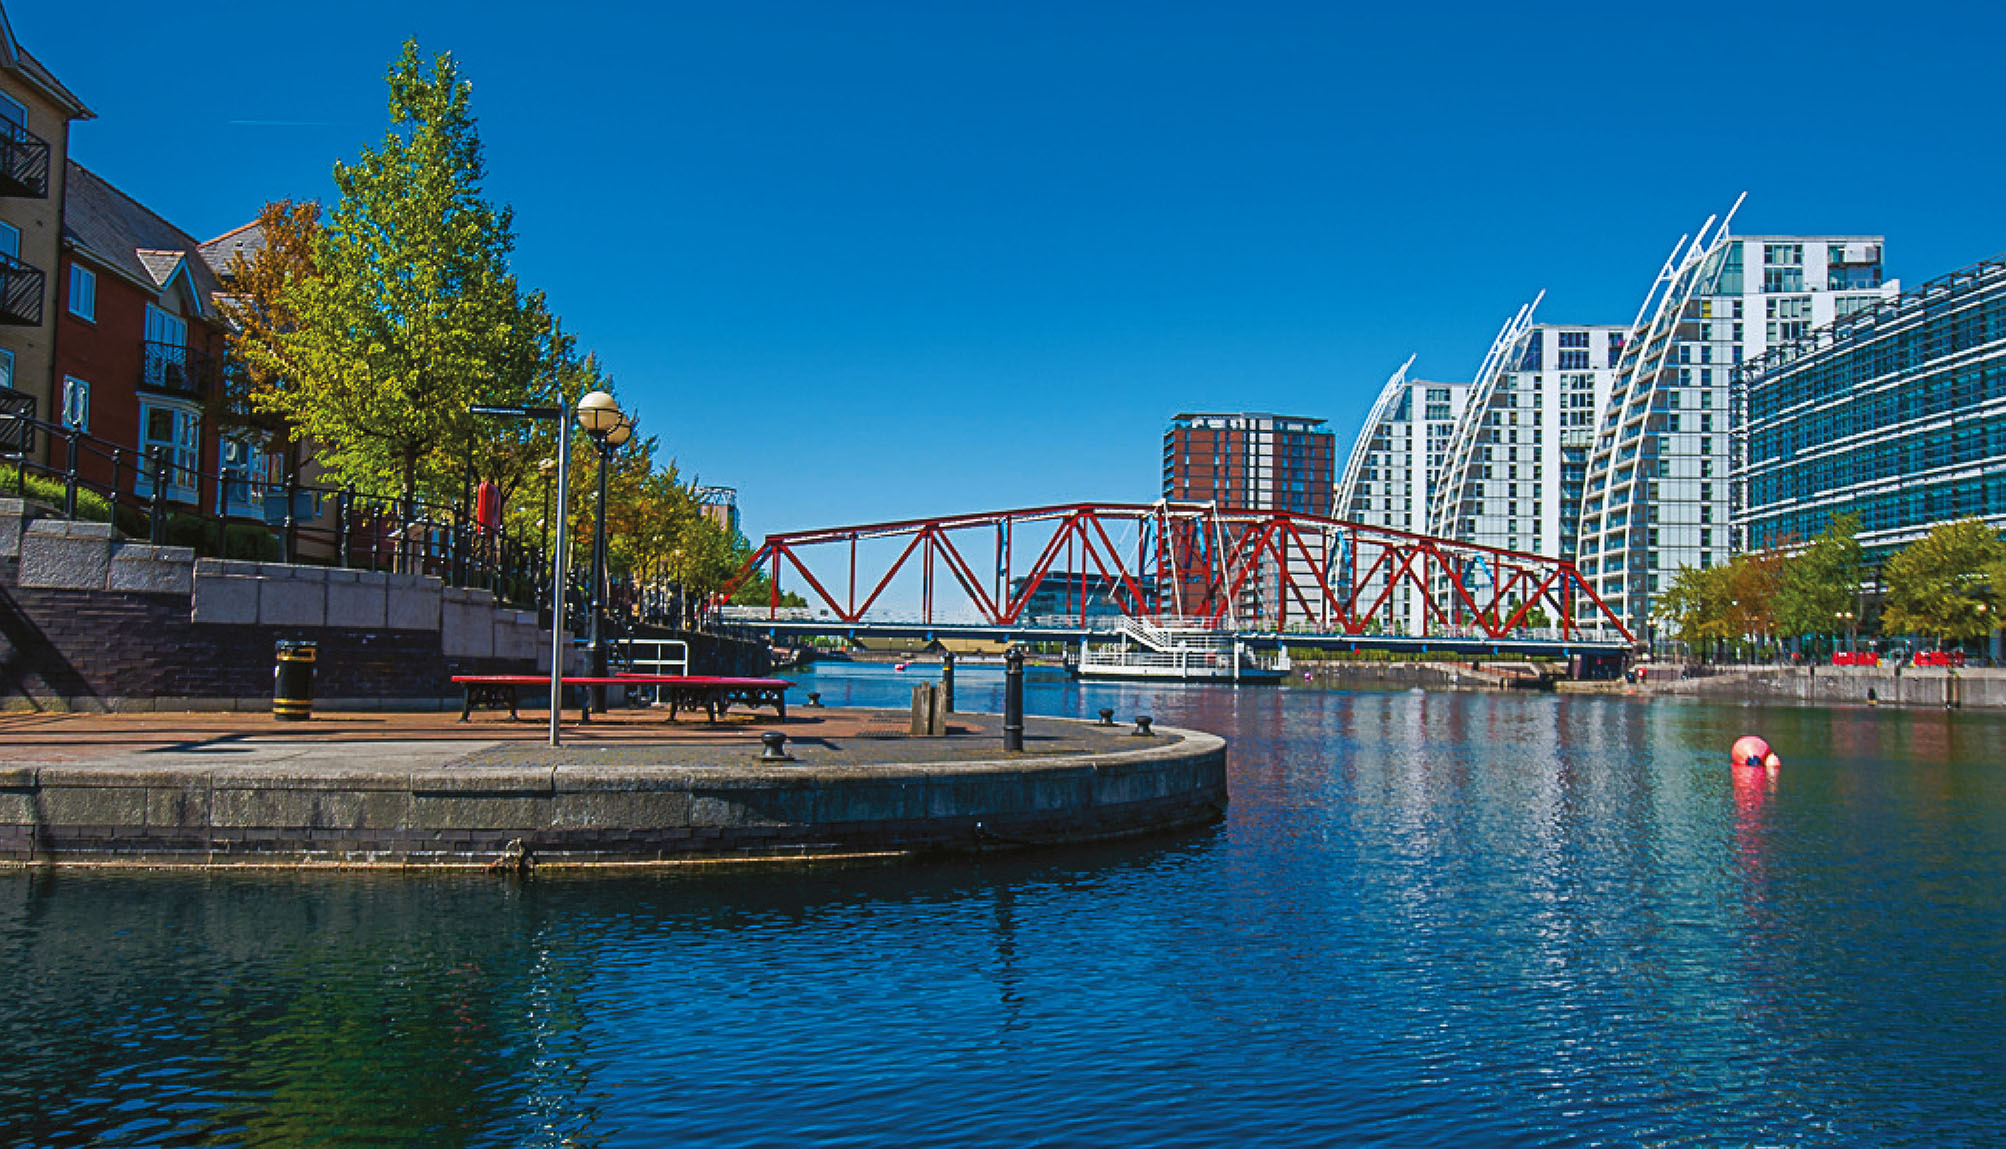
[[450, 674, 791, 724]]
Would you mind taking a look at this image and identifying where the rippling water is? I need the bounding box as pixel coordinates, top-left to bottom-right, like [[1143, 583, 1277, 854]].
[[5, 666, 2005, 1146]]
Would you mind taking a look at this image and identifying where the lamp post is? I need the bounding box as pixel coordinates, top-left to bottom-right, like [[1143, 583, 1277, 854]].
[[470, 400, 574, 747], [1836, 609, 1857, 657], [576, 390, 630, 714]]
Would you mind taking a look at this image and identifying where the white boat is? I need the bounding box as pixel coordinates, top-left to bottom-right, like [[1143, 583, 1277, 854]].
[[1066, 617, 1290, 684]]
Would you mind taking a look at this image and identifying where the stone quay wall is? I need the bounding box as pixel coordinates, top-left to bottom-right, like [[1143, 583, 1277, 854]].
[[0, 726, 1229, 867], [1, 500, 548, 711], [1655, 665, 2006, 710]]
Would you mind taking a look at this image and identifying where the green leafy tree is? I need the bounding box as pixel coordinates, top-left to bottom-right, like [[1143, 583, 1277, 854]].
[[1657, 562, 1731, 648], [1882, 519, 2006, 645], [1772, 513, 1865, 640], [263, 40, 526, 510]]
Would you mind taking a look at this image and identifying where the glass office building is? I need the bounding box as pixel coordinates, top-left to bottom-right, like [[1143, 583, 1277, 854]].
[[1735, 254, 2006, 557]]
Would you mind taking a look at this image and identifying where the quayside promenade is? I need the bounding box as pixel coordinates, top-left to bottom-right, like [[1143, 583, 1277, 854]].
[[0, 708, 1226, 868]]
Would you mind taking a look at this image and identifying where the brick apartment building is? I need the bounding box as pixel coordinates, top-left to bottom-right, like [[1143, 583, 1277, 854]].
[[0, 4, 90, 455]]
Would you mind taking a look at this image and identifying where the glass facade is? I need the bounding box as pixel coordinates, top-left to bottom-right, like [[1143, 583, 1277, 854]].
[[1735, 255, 2006, 557]]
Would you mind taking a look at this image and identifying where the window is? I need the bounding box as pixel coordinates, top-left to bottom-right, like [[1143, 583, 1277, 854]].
[[138, 402, 200, 502], [0, 347, 12, 390], [69, 264, 96, 321], [0, 220, 17, 261], [1558, 331, 1590, 348], [217, 436, 266, 517], [0, 91, 24, 131], [61, 377, 89, 432]]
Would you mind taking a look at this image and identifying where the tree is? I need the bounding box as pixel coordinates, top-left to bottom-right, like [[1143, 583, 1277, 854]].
[[1882, 519, 2006, 645], [1772, 513, 1865, 641], [216, 198, 321, 443], [1657, 562, 1732, 649], [264, 40, 526, 510]]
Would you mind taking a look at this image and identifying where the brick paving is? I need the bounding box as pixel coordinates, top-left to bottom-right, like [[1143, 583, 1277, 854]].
[[0, 705, 1163, 772]]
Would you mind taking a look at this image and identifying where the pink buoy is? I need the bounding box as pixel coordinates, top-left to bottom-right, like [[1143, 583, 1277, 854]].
[[1731, 734, 1780, 768]]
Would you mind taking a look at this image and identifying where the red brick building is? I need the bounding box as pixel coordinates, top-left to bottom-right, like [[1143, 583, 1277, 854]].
[[54, 161, 267, 516], [1162, 412, 1334, 515]]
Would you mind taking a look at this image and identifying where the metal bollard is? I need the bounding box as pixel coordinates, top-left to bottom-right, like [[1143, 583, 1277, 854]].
[[1131, 715, 1154, 737], [759, 730, 795, 762], [941, 650, 955, 713], [1097, 707, 1115, 727], [273, 640, 317, 721], [1003, 646, 1024, 752], [807, 691, 823, 708]]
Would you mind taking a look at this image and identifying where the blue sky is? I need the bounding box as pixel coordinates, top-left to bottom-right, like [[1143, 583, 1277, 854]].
[[19, 0, 2005, 542]]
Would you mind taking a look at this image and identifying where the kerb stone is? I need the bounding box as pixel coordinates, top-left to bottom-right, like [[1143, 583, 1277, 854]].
[[107, 544, 196, 594]]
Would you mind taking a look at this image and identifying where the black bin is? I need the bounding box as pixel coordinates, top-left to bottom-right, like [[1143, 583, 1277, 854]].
[[274, 640, 317, 721]]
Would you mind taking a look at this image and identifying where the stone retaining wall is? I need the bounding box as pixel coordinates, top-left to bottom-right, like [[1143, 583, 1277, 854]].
[[0, 726, 1229, 867], [1656, 665, 2006, 709]]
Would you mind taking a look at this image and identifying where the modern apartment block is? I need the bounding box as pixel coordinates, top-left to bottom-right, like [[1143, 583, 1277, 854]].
[[1427, 296, 1626, 561], [0, 5, 89, 454], [1735, 253, 2006, 559], [1333, 359, 1471, 631], [1162, 411, 1336, 516], [1574, 203, 1898, 632]]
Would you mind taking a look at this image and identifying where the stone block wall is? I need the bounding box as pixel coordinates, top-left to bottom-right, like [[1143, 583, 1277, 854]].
[[0, 501, 557, 712]]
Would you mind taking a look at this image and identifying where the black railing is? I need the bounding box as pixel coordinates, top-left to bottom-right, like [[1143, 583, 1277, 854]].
[[0, 411, 703, 636], [140, 340, 222, 398], [0, 120, 50, 199], [0, 250, 43, 327]]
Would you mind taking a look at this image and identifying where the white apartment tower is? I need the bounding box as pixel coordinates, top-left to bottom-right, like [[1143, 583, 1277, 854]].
[[1427, 294, 1627, 560], [1574, 199, 1897, 633], [1334, 357, 1471, 633]]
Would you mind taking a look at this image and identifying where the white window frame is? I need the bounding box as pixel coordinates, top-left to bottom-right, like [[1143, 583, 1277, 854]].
[[69, 264, 96, 321], [61, 376, 89, 432], [138, 400, 200, 503], [216, 433, 266, 518]]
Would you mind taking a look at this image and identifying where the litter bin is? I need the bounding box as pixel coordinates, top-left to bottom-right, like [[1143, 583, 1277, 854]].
[[274, 640, 317, 721]]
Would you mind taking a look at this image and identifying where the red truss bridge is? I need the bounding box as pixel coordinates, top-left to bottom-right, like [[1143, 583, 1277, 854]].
[[722, 502, 1635, 659]]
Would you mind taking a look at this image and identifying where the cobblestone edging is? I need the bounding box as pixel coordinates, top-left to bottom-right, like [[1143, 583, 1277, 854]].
[[0, 724, 1228, 868]]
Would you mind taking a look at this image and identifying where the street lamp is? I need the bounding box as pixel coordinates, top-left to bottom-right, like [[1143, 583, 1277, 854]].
[[577, 391, 630, 713], [1836, 609, 1857, 656], [470, 400, 576, 747]]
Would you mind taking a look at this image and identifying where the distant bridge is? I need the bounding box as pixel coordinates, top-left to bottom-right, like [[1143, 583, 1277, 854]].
[[722, 502, 1635, 658]]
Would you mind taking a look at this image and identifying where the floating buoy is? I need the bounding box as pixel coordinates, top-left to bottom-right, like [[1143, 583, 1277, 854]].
[[894, 662, 910, 672], [1731, 734, 1780, 768]]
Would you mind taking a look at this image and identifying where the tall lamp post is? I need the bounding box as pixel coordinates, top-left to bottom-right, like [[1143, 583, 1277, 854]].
[[576, 391, 631, 713], [471, 400, 575, 747], [1836, 609, 1857, 657]]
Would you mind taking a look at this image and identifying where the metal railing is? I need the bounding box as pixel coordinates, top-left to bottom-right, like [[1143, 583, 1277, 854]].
[[0, 249, 43, 327], [0, 411, 710, 640], [0, 119, 50, 199]]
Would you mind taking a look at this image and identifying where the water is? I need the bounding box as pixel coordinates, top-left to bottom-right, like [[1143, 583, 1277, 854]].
[[5, 664, 2005, 1147]]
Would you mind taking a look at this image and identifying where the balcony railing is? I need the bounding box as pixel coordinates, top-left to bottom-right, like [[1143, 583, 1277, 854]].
[[140, 340, 221, 397], [0, 250, 43, 326], [0, 120, 50, 198]]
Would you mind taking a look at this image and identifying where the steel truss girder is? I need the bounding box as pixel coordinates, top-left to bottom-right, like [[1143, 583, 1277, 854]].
[[724, 502, 1633, 643]]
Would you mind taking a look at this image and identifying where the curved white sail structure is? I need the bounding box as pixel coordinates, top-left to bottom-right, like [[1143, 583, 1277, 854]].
[[1333, 354, 1415, 522], [1424, 292, 1543, 542]]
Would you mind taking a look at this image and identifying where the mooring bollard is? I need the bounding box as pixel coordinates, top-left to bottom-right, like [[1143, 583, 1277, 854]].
[[807, 691, 823, 708], [1131, 715, 1154, 737], [941, 650, 955, 713], [759, 731, 794, 762], [1003, 646, 1024, 752], [1097, 707, 1115, 727]]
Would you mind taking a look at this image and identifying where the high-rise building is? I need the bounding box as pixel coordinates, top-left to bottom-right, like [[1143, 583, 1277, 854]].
[[1333, 359, 1471, 632], [1427, 296, 1627, 560], [1574, 201, 1898, 632], [1162, 411, 1335, 515], [1734, 252, 2006, 559], [1161, 412, 1335, 624]]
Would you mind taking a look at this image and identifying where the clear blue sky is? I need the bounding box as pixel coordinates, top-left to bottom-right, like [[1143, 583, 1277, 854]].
[[19, 0, 2005, 542]]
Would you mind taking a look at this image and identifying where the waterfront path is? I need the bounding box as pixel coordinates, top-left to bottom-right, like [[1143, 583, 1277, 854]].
[[0, 707, 1227, 867]]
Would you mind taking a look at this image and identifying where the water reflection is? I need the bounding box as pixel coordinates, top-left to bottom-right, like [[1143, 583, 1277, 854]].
[[3, 671, 2005, 1146]]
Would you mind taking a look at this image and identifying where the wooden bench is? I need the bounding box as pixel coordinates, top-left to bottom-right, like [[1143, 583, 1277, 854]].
[[450, 674, 791, 724]]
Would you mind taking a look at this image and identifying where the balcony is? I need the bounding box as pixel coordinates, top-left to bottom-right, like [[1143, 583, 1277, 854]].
[[0, 250, 43, 326], [0, 120, 50, 198], [140, 340, 221, 398]]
